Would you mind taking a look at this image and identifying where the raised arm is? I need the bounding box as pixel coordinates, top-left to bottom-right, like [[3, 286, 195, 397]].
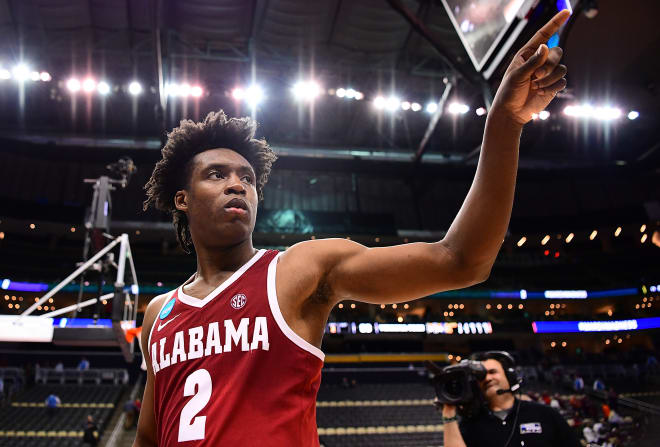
[[281, 11, 571, 307]]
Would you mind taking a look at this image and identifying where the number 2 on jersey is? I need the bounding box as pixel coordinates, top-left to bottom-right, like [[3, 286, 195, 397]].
[[178, 369, 212, 442]]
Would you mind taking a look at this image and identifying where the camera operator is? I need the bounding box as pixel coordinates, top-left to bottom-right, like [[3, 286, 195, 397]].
[[440, 352, 579, 447]]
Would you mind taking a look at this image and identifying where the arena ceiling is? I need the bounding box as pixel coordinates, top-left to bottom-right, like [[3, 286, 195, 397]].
[[0, 0, 658, 170]]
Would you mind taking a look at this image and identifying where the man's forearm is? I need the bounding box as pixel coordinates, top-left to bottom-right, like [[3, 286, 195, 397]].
[[443, 420, 468, 447], [441, 110, 523, 276]]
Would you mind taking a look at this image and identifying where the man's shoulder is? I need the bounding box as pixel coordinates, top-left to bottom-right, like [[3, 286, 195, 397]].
[[142, 292, 176, 336]]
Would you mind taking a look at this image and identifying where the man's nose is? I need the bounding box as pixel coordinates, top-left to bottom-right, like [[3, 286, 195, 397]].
[[224, 174, 246, 195]]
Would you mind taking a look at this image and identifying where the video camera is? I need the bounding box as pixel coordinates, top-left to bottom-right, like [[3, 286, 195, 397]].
[[427, 351, 521, 418], [427, 359, 487, 418]]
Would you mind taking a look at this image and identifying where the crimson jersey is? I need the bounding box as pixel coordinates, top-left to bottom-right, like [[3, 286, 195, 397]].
[[147, 249, 324, 446]]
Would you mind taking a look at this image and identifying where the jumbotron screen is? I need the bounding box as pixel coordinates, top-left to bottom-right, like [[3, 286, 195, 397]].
[[441, 0, 526, 70]]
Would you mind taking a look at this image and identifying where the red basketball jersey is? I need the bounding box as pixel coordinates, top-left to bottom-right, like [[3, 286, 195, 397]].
[[147, 249, 324, 446]]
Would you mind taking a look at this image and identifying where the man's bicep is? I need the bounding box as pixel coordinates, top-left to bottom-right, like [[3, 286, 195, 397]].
[[324, 239, 485, 304]]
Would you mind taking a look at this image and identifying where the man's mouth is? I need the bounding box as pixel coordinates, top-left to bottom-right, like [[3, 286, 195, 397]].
[[224, 198, 248, 215]]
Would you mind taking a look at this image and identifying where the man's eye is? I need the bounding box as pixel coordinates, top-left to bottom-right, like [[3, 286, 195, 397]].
[[211, 172, 224, 179], [242, 176, 253, 183]]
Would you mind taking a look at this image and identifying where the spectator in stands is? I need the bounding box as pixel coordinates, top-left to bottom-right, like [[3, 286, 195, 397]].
[[573, 374, 585, 393], [78, 357, 90, 371], [0, 377, 4, 404], [583, 423, 599, 444], [442, 351, 580, 447], [124, 398, 142, 429], [593, 377, 606, 391], [607, 387, 619, 411], [550, 395, 561, 410], [607, 408, 625, 424], [54, 361, 64, 372], [83, 414, 100, 446], [45, 393, 61, 416]]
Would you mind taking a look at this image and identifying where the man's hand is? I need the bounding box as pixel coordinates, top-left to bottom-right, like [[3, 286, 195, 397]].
[[443, 403, 457, 419], [491, 9, 571, 126]]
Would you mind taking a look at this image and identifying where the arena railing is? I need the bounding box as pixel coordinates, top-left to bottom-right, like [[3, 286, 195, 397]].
[[35, 367, 128, 385]]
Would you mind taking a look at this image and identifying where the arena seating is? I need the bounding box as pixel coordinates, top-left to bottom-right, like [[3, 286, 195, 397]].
[[316, 364, 659, 447], [0, 370, 127, 447], [317, 371, 443, 446]]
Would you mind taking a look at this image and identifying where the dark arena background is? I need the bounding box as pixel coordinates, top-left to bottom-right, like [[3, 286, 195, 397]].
[[0, 0, 659, 446]]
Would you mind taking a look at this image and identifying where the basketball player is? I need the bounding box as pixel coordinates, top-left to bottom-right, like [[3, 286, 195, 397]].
[[134, 10, 570, 446]]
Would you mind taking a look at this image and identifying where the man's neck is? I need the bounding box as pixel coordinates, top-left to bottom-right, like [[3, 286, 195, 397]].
[[193, 238, 257, 283], [489, 393, 515, 412]]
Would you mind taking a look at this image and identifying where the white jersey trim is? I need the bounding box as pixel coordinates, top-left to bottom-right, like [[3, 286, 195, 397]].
[[147, 289, 177, 358], [177, 249, 266, 308], [267, 252, 325, 362]]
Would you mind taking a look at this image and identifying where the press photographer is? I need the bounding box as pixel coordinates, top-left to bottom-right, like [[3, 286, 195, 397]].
[[431, 351, 580, 447]]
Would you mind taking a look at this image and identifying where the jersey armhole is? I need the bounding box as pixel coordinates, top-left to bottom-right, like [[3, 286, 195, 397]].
[[266, 252, 325, 362], [146, 290, 176, 357]]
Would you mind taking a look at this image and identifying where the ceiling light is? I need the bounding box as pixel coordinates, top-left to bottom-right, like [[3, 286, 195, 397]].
[[245, 85, 265, 108], [128, 81, 142, 95], [190, 85, 203, 97], [66, 78, 81, 92], [231, 87, 245, 100], [82, 78, 96, 93], [448, 102, 469, 114], [385, 96, 400, 112], [292, 80, 322, 102], [97, 81, 111, 95], [12, 64, 30, 82]]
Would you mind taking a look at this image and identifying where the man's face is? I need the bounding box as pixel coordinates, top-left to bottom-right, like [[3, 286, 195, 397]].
[[176, 148, 258, 248], [480, 359, 511, 400]]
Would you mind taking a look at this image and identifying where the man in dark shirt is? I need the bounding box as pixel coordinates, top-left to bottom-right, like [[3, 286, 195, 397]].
[[442, 354, 580, 447], [82, 414, 99, 446]]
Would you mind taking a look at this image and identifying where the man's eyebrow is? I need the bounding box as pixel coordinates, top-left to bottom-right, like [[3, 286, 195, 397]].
[[203, 163, 255, 176]]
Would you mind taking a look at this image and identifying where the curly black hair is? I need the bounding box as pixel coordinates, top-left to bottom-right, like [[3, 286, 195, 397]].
[[144, 110, 277, 253]]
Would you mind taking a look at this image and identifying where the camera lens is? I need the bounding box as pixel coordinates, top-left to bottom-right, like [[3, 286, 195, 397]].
[[444, 378, 464, 399]]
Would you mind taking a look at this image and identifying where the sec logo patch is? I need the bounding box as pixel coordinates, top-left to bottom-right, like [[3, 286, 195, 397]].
[[231, 294, 247, 309]]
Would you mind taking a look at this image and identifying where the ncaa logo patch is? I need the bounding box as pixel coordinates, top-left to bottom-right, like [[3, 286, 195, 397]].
[[231, 294, 247, 309], [159, 298, 176, 319]]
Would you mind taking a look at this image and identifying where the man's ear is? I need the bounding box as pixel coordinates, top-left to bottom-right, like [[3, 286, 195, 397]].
[[174, 190, 188, 212]]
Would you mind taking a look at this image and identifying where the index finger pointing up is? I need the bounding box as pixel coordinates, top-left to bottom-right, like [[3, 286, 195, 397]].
[[523, 9, 571, 53]]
